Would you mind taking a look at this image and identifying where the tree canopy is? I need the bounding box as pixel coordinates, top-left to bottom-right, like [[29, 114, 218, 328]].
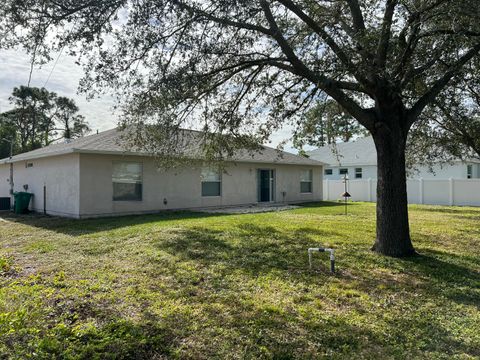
[[293, 100, 367, 151], [2, 0, 479, 256], [407, 75, 480, 172], [0, 86, 90, 156]]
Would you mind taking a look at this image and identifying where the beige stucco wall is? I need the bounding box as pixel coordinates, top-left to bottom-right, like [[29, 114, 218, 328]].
[[78, 153, 322, 218], [1, 154, 80, 217]]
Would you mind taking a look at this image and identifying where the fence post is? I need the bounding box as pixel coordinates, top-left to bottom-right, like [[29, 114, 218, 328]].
[[325, 179, 329, 201], [367, 178, 372, 202], [419, 178, 424, 204], [449, 178, 454, 206]]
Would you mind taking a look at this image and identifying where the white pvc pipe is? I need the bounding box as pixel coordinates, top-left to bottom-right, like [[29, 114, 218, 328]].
[[308, 247, 335, 273]]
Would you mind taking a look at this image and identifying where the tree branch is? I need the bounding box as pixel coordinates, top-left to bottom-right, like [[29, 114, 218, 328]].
[[376, 0, 397, 71], [408, 43, 480, 125], [275, 0, 371, 86], [345, 0, 366, 33], [171, 0, 273, 37], [259, 0, 373, 128]]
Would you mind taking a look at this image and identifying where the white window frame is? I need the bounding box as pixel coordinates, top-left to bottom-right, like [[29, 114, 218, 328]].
[[355, 168, 362, 179], [467, 165, 473, 179], [112, 161, 143, 201], [339, 168, 348, 175], [201, 168, 222, 197], [300, 169, 313, 193], [324, 168, 333, 175]]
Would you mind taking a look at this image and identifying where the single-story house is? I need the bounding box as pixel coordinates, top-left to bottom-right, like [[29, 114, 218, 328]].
[[307, 136, 480, 180], [0, 128, 324, 218]]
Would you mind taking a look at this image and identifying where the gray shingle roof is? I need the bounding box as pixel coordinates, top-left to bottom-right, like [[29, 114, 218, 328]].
[[2, 128, 324, 166], [306, 136, 480, 166], [306, 136, 377, 166]]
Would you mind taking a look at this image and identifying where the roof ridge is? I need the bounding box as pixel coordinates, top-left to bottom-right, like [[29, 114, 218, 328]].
[[1, 127, 324, 166]]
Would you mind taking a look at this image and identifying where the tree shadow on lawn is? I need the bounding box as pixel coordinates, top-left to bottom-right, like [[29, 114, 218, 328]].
[[150, 224, 480, 358], [413, 206, 480, 216], [155, 223, 340, 276], [153, 222, 479, 309], [347, 247, 480, 310], [401, 250, 480, 309], [3, 201, 360, 238], [3, 210, 221, 236]]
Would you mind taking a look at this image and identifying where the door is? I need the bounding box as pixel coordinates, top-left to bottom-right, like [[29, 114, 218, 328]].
[[258, 169, 275, 202]]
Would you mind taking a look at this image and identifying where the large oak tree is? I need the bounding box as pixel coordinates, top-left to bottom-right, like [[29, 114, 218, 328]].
[[2, 0, 479, 256]]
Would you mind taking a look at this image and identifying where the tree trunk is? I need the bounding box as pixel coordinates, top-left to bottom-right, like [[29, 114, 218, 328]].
[[371, 122, 416, 257]]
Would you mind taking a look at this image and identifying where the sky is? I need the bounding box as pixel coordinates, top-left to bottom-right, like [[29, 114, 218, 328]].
[[0, 49, 117, 133], [0, 48, 300, 153]]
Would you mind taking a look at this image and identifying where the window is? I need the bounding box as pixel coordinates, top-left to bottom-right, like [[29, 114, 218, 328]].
[[339, 168, 348, 175], [324, 169, 333, 175], [355, 168, 362, 179], [25, 162, 33, 168], [300, 169, 313, 193], [467, 165, 473, 179], [201, 168, 221, 196], [112, 162, 143, 201]]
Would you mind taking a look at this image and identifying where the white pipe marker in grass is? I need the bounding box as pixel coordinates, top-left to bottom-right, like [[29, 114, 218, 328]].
[[308, 248, 335, 273]]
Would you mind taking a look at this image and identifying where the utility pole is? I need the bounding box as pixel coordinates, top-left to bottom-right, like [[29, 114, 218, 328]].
[[1, 138, 15, 202]]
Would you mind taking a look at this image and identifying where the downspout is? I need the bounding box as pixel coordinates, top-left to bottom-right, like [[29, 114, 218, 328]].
[[9, 141, 14, 209]]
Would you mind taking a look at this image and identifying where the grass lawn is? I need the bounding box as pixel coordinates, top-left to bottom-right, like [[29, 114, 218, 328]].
[[0, 202, 479, 359]]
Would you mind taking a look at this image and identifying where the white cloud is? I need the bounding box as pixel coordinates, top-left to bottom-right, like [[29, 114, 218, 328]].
[[0, 49, 117, 133]]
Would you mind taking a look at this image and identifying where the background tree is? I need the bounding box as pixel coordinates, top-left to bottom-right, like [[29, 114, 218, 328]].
[[0, 114, 18, 159], [7, 86, 53, 152], [48, 96, 91, 143], [3, 0, 480, 256], [1, 86, 90, 154], [293, 100, 368, 150], [407, 75, 480, 171]]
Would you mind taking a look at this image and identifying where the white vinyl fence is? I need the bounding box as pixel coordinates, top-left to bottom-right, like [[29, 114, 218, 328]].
[[323, 178, 480, 207]]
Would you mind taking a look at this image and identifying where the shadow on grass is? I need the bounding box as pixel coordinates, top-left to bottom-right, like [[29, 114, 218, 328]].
[[4, 308, 178, 359], [3, 210, 219, 236], [413, 206, 480, 216], [153, 222, 479, 310], [154, 224, 339, 276], [4, 201, 351, 237], [296, 201, 365, 208], [402, 250, 480, 309]]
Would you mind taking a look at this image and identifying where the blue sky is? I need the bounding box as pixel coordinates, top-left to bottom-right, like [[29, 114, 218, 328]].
[[0, 48, 299, 152]]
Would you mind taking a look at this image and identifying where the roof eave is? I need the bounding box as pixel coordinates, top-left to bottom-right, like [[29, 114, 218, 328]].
[[0, 147, 325, 167], [75, 149, 324, 166], [1, 148, 76, 164]]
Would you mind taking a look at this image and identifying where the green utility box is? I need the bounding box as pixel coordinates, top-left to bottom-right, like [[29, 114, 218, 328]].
[[13, 192, 33, 214]]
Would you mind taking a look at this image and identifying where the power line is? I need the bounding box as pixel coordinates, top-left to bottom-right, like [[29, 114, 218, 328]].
[[43, 19, 78, 88], [43, 46, 65, 88]]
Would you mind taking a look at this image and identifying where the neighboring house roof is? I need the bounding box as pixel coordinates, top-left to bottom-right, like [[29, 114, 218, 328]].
[[306, 136, 480, 166], [1, 128, 324, 166], [306, 136, 377, 166]]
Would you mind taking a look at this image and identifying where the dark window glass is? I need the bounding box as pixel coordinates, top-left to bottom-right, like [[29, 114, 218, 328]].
[[201, 168, 221, 196], [300, 170, 313, 193], [339, 168, 348, 175], [202, 182, 221, 196], [113, 183, 143, 201], [324, 169, 333, 175], [112, 162, 143, 201], [355, 168, 362, 179], [300, 181, 312, 193]]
